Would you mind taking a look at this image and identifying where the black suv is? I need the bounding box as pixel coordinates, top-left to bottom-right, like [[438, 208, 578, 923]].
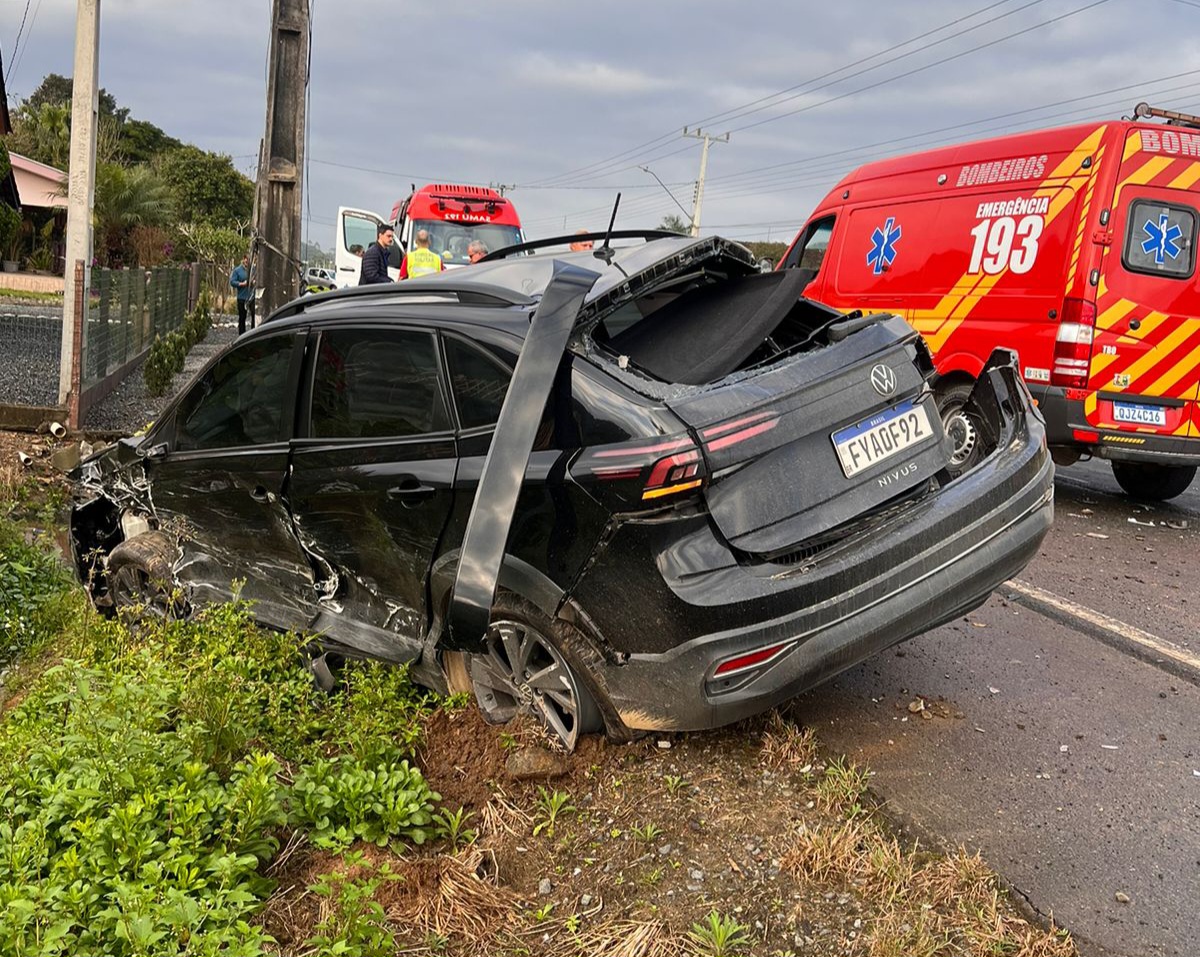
[[71, 234, 1053, 749]]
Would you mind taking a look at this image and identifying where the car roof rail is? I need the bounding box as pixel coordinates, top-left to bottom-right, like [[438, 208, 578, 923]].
[[477, 229, 682, 263], [265, 281, 536, 323]]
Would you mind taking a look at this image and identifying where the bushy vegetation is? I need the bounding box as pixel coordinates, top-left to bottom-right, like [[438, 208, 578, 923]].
[[143, 290, 214, 396], [0, 512, 441, 956]]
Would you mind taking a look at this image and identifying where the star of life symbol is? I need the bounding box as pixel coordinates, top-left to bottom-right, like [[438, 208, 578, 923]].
[[1141, 212, 1183, 265], [868, 217, 902, 275]]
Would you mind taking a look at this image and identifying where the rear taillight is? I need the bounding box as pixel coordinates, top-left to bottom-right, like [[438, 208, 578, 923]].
[[1051, 298, 1097, 389], [571, 433, 708, 506]]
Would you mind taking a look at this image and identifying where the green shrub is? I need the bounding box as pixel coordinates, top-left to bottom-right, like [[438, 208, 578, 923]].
[[0, 524, 77, 668], [0, 520, 441, 956], [291, 750, 440, 850], [306, 851, 399, 956]]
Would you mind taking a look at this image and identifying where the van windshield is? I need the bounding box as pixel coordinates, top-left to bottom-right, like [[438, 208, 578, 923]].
[[409, 220, 523, 264]]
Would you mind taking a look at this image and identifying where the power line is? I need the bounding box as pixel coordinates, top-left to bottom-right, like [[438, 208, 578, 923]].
[[8, 0, 42, 84], [6, 0, 33, 84], [532, 0, 1110, 192], [522, 0, 1032, 188]]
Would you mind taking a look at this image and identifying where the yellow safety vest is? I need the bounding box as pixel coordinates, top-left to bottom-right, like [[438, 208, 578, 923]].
[[406, 247, 442, 278]]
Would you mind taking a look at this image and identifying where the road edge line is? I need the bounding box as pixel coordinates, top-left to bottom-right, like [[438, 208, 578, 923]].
[[1002, 578, 1200, 686]]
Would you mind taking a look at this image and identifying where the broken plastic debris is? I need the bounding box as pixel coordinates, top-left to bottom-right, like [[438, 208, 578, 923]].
[[988, 686, 1000, 695], [48, 421, 66, 438], [974, 726, 986, 734], [1192, 770, 1200, 778], [1115, 891, 1131, 904], [1127, 517, 1156, 527], [1080, 507, 1094, 515], [1101, 744, 1119, 750], [1085, 532, 1109, 539], [1060, 745, 1069, 753], [618, 354, 630, 370], [17, 450, 32, 466], [656, 739, 671, 750], [1165, 520, 1189, 530], [907, 698, 926, 714]]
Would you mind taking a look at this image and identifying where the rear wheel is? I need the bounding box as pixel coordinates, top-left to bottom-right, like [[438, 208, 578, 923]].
[[935, 379, 984, 478], [1111, 461, 1196, 501], [465, 597, 603, 752], [106, 531, 185, 619]]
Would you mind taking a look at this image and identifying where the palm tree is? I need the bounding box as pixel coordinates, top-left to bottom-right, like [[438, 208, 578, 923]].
[[93, 164, 174, 266]]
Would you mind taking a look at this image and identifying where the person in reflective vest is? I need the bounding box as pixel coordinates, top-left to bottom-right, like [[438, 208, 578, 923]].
[[399, 229, 444, 279]]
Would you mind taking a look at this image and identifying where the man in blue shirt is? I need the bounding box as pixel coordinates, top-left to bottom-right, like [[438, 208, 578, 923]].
[[229, 254, 255, 334]]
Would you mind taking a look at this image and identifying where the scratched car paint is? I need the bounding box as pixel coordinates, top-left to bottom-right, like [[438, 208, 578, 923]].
[[70, 233, 1054, 750]]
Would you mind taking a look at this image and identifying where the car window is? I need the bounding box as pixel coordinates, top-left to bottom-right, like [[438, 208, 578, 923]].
[[444, 335, 512, 430], [1123, 199, 1196, 279], [310, 328, 450, 438], [175, 335, 296, 452], [784, 216, 835, 271]]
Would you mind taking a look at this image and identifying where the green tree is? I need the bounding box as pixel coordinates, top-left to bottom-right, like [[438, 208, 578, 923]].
[[27, 71, 127, 121], [93, 163, 174, 266], [120, 118, 183, 165], [157, 145, 254, 227], [8, 102, 71, 169], [658, 214, 689, 234]]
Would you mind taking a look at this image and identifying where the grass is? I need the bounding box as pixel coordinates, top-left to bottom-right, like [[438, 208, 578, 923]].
[[0, 287, 63, 304]]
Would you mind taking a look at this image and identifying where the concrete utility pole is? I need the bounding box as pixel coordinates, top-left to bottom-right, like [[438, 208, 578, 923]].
[[682, 127, 729, 238], [58, 0, 100, 404], [254, 0, 309, 317]]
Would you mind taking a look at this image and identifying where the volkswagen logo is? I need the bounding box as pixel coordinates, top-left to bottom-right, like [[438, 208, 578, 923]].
[[870, 364, 897, 397]]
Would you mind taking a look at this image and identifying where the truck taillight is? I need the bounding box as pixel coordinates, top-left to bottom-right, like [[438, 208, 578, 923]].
[[1051, 298, 1097, 389]]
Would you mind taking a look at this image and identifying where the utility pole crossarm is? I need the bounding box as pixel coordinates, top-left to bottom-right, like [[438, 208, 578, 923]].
[[682, 127, 730, 238]]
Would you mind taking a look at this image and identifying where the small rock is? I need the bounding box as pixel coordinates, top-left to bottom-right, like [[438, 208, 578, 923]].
[[657, 739, 672, 749], [689, 868, 704, 882], [572, 867, 581, 877], [1115, 891, 1131, 904], [505, 747, 569, 782], [686, 883, 701, 892], [657, 843, 673, 857], [538, 878, 552, 896], [580, 893, 592, 907], [907, 698, 926, 714]]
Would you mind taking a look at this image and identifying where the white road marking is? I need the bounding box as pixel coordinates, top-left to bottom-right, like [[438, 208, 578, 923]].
[[1003, 578, 1200, 677]]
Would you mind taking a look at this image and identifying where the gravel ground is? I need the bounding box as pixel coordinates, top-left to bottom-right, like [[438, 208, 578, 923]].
[[82, 317, 240, 434], [0, 308, 64, 407]]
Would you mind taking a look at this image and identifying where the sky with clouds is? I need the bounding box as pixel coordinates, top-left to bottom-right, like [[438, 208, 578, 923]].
[[4, 0, 1200, 250]]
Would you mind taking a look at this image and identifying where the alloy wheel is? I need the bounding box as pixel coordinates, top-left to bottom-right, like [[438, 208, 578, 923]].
[[468, 619, 595, 751]]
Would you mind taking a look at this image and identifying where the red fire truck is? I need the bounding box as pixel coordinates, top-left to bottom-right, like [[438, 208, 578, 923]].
[[781, 104, 1200, 499], [335, 183, 525, 286]]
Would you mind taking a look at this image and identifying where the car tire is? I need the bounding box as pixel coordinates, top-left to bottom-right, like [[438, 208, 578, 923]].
[[464, 593, 607, 751], [935, 379, 985, 478], [106, 531, 186, 619], [1111, 461, 1196, 501]]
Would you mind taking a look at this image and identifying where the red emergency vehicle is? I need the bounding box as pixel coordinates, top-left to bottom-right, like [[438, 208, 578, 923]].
[[781, 104, 1200, 500], [336, 184, 525, 286]]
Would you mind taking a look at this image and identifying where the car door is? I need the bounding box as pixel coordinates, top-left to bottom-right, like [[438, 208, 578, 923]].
[[146, 330, 315, 629], [336, 207, 401, 287], [287, 325, 458, 662]]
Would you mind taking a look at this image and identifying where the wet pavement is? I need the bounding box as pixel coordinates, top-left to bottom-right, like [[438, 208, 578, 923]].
[[794, 457, 1200, 957]]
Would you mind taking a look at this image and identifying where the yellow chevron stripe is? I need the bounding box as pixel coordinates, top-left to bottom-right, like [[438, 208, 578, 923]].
[[1121, 321, 1196, 386], [1123, 132, 1143, 162], [1168, 163, 1200, 190], [1096, 298, 1137, 331], [1116, 156, 1173, 194], [1143, 340, 1200, 397]]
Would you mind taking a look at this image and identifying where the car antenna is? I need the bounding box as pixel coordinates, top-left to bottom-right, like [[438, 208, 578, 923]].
[[593, 192, 621, 264]]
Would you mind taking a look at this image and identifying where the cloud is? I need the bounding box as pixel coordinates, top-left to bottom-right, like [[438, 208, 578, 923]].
[[514, 54, 678, 95]]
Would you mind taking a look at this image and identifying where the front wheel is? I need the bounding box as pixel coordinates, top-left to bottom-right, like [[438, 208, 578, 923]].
[[106, 531, 185, 619], [465, 597, 604, 752], [935, 380, 984, 478], [1111, 461, 1196, 501]]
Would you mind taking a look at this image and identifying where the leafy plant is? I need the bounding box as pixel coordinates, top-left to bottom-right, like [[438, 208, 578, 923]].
[[533, 787, 576, 838], [687, 911, 753, 957], [663, 774, 689, 796], [531, 902, 555, 922], [631, 822, 664, 844], [306, 852, 399, 957], [433, 806, 477, 849], [290, 749, 440, 850]]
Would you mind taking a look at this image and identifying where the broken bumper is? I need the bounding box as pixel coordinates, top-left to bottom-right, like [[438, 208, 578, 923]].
[[592, 354, 1054, 732]]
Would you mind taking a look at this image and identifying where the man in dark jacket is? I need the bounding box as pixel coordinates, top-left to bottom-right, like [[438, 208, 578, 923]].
[[358, 223, 395, 285]]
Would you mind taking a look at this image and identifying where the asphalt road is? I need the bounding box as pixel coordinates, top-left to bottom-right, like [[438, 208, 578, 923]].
[[794, 457, 1200, 957]]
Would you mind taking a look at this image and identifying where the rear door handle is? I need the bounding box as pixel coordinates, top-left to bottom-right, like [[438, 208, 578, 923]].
[[387, 482, 436, 504]]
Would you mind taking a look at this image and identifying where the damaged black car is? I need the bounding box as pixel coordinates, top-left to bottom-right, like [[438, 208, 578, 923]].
[[70, 233, 1053, 750]]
